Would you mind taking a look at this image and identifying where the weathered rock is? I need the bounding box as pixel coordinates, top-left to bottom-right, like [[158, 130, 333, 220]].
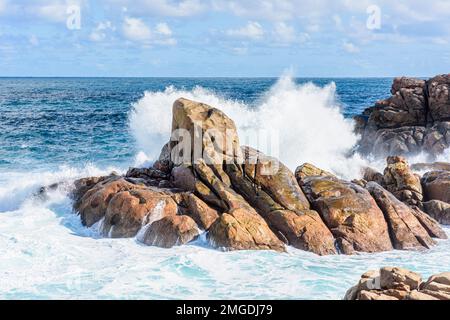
[[367, 77, 426, 129], [382, 156, 423, 206], [301, 176, 392, 254], [366, 182, 436, 250], [355, 75, 450, 157], [181, 193, 219, 230], [380, 267, 421, 291], [410, 207, 447, 239], [101, 188, 179, 238], [75, 177, 142, 227], [226, 160, 336, 255], [361, 167, 384, 185], [208, 208, 285, 252], [422, 171, 450, 203], [142, 215, 199, 248], [170, 98, 241, 166], [295, 163, 334, 181], [243, 147, 311, 212], [423, 200, 450, 225], [411, 162, 450, 172], [427, 74, 450, 122], [345, 267, 450, 300], [72, 176, 108, 208]]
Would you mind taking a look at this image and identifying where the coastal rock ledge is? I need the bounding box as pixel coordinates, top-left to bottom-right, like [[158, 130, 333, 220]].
[[344, 267, 450, 300], [70, 95, 448, 255]]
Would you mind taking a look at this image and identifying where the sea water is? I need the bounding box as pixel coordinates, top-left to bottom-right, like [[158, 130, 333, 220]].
[[1, 76, 449, 300]]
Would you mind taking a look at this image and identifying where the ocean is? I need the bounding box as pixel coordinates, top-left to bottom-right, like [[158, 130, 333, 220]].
[[1, 76, 449, 299]]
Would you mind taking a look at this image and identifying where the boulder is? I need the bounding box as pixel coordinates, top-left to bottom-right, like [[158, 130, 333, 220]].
[[361, 167, 384, 185], [382, 156, 423, 206], [101, 188, 179, 238], [345, 267, 450, 300], [380, 267, 421, 291], [427, 74, 450, 122], [423, 200, 450, 225], [142, 215, 199, 248], [226, 159, 336, 255], [170, 98, 241, 166], [422, 171, 450, 203], [75, 177, 142, 227], [366, 182, 436, 250], [295, 163, 334, 181], [181, 193, 219, 230], [410, 207, 447, 239], [301, 176, 392, 254], [354, 75, 450, 157], [208, 208, 285, 252], [411, 162, 450, 172]]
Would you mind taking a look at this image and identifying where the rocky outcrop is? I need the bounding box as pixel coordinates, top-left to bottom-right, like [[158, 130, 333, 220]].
[[345, 267, 450, 300], [141, 215, 199, 248], [423, 200, 450, 225], [422, 171, 450, 203], [355, 74, 450, 158], [71, 97, 447, 254], [366, 182, 439, 250], [382, 156, 423, 206], [299, 174, 392, 254], [411, 162, 450, 172]]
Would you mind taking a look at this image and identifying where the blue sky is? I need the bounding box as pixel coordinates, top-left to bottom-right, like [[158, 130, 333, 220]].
[[0, 0, 449, 77]]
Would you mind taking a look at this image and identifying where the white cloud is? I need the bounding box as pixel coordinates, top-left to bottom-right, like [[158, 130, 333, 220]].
[[155, 22, 172, 36], [122, 17, 176, 45], [123, 17, 152, 42], [343, 41, 360, 53], [29, 35, 39, 46], [114, 0, 205, 17], [90, 21, 115, 42], [226, 21, 264, 40], [273, 22, 296, 43]]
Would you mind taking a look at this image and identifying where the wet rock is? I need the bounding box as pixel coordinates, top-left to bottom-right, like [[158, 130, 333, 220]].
[[366, 182, 436, 250], [427, 74, 450, 122], [423, 200, 450, 225], [301, 176, 392, 254], [181, 193, 219, 230], [75, 177, 141, 227], [101, 188, 179, 238], [422, 171, 450, 203], [382, 156, 423, 206], [295, 163, 334, 181], [142, 215, 199, 248], [411, 162, 450, 172]]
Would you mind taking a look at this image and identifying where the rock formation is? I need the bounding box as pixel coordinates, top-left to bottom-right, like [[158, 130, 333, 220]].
[[355, 74, 450, 158], [345, 267, 450, 300], [71, 97, 447, 255]]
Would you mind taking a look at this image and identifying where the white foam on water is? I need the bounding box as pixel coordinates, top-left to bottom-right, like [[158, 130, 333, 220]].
[[129, 74, 372, 179]]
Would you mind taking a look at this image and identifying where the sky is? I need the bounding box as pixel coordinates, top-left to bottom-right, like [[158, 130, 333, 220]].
[[0, 0, 449, 77]]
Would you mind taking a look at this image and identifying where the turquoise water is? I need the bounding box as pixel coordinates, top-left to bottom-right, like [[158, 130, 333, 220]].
[[1, 76, 449, 300]]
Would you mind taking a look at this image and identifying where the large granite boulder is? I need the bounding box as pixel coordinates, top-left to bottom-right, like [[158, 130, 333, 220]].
[[427, 74, 450, 122], [423, 200, 450, 225], [141, 215, 199, 248], [299, 175, 392, 254], [101, 188, 179, 238], [366, 182, 439, 250], [382, 156, 423, 206], [345, 267, 450, 300], [422, 171, 450, 203]]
